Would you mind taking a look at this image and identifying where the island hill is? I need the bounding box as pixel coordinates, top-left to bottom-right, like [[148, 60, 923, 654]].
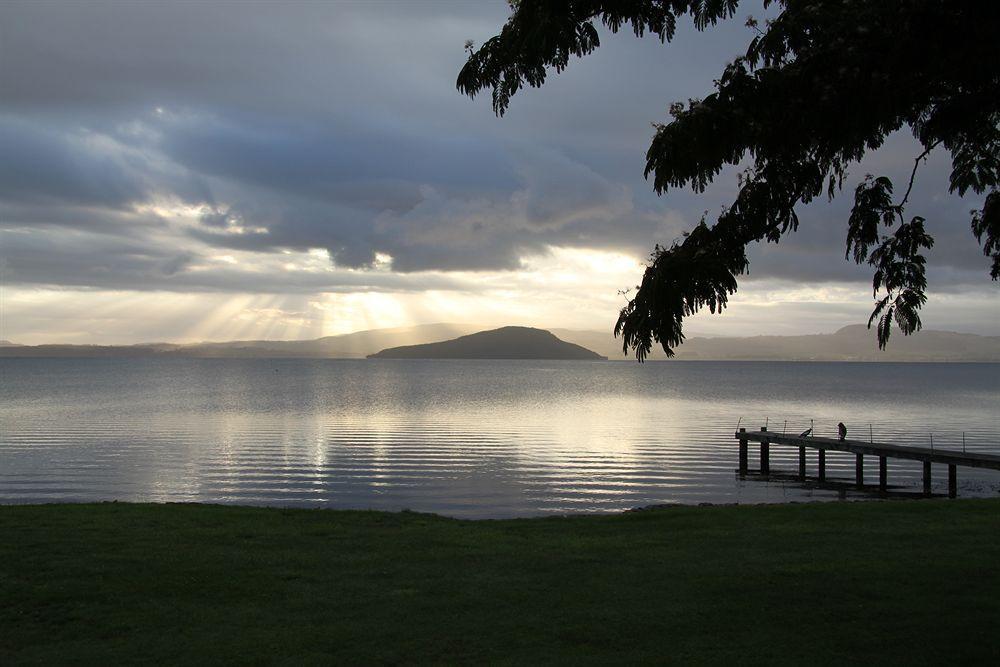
[[367, 326, 606, 360]]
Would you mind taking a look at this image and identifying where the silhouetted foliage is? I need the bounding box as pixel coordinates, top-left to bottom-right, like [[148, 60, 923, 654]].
[[458, 0, 1000, 359]]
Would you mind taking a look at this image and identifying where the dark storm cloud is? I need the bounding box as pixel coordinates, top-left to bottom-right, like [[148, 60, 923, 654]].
[[0, 0, 995, 297]]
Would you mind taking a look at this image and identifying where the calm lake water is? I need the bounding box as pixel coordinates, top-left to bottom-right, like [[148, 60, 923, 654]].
[[1, 359, 998, 518]]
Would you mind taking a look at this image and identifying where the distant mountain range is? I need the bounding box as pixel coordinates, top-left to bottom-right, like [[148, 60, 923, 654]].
[[368, 326, 605, 360], [664, 324, 1000, 362], [2, 323, 998, 361]]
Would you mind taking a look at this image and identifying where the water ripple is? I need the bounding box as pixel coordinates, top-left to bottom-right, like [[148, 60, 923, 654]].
[[2, 358, 998, 517]]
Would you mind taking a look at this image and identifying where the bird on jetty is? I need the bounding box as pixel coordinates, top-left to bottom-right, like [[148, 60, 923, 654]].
[[799, 427, 812, 438], [838, 422, 848, 441]]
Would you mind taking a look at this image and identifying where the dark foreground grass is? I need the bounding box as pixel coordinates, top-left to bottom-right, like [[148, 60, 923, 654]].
[[2, 500, 999, 665]]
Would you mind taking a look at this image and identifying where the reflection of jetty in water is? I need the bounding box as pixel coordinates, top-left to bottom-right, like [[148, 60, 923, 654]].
[[739, 470, 940, 501], [737, 428, 1000, 499]]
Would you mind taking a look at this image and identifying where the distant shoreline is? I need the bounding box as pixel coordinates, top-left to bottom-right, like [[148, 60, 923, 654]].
[[3, 355, 998, 363], [4, 322, 998, 362]]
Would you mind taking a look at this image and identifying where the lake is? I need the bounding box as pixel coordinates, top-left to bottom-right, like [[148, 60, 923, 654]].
[[1, 358, 998, 517]]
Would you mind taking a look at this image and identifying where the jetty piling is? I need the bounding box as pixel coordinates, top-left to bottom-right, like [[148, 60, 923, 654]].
[[736, 429, 1000, 499], [738, 429, 748, 475], [760, 426, 770, 474]]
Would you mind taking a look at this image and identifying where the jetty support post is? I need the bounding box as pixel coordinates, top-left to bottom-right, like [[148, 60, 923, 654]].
[[734, 428, 999, 497], [738, 428, 748, 475], [760, 426, 770, 474]]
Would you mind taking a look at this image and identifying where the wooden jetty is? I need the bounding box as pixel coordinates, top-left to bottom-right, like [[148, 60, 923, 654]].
[[736, 427, 1000, 498]]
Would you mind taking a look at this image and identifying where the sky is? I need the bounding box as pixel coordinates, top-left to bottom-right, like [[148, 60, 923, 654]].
[[1, 0, 997, 345]]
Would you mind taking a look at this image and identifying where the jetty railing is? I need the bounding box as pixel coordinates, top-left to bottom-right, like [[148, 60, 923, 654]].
[[736, 427, 1000, 498]]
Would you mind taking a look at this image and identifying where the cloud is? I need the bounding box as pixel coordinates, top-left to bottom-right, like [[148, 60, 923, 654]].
[[0, 114, 213, 214], [0, 117, 150, 208], [511, 150, 632, 229], [1, 0, 996, 341], [162, 116, 650, 273], [740, 136, 998, 287], [0, 228, 467, 294]]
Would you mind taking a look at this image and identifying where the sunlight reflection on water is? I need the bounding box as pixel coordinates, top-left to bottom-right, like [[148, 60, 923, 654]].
[[1, 359, 998, 517]]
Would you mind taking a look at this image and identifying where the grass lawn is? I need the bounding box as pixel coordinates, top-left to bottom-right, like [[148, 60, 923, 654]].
[[2, 499, 999, 664]]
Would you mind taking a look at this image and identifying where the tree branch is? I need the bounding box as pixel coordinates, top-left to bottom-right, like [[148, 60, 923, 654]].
[[900, 140, 941, 209]]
